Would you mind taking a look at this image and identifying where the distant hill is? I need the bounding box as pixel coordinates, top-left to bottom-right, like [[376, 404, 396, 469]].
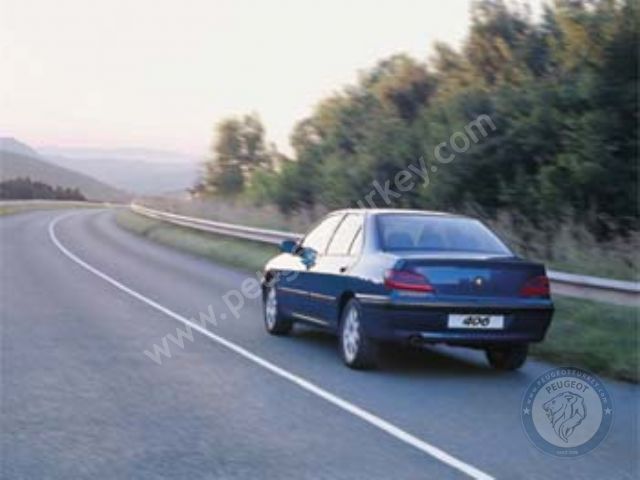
[[0, 139, 129, 202], [39, 146, 202, 194], [0, 137, 41, 158]]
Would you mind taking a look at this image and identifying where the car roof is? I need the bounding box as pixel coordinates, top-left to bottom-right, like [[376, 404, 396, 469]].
[[330, 208, 465, 218]]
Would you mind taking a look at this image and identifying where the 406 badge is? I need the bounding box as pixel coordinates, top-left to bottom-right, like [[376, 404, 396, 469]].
[[521, 367, 613, 457]]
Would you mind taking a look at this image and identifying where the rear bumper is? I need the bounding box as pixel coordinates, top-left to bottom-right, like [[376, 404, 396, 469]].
[[356, 293, 554, 346]]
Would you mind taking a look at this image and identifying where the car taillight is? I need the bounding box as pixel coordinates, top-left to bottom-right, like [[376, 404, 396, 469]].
[[384, 269, 434, 293], [520, 275, 550, 297]]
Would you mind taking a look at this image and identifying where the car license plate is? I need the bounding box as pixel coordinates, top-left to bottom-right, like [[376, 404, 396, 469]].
[[448, 314, 504, 329]]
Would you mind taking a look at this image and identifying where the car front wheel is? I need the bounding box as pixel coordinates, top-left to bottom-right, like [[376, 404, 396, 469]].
[[263, 285, 292, 335], [340, 299, 378, 369], [485, 344, 528, 370]]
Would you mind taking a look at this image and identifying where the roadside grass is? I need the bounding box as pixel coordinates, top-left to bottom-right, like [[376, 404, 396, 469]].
[[115, 209, 278, 273], [117, 208, 639, 383], [0, 205, 30, 216], [531, 297, 638, 383], [0, 201, 102, 217]]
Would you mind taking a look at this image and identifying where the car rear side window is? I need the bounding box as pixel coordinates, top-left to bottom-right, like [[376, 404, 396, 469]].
[[327, 214, 363, 256], [377, 214, 511, 254], [302, 214, 343, 253]]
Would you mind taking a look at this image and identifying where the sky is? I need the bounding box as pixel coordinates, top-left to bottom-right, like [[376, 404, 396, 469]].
[[1, 0, 543, 159]]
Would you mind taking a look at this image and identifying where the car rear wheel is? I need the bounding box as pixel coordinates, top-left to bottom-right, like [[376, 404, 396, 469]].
[[340, 299, 378, 369], [485, 344, 528, 370], [263, 286, 292, 335]]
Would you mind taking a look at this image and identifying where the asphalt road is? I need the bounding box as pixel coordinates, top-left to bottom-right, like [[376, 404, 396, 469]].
[[1, 208, 638, 479]]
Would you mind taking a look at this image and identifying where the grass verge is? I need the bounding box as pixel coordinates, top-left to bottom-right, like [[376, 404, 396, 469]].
[[115, 209, 278, 273], [531, 297, 638, 383], [0, 201, 102, 217], [117, 209, 639, 383]]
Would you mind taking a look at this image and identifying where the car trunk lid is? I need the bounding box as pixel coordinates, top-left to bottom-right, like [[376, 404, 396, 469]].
[[396, 253, 546, 298]]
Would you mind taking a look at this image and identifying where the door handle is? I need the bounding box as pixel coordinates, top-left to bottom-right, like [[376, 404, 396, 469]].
[[339, 266, 348, 273]]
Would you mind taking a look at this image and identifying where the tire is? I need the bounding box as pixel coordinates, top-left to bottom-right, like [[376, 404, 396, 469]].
[[485, 344, 528, 370], [339, 299, 378, 369], [263, 285, 292, 335]]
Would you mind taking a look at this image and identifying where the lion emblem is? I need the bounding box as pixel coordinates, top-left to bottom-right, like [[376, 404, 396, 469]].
[[542, 392, 587, 443]]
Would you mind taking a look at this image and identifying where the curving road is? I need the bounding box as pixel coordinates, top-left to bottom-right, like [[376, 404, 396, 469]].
[[1, 208, 638, 479]]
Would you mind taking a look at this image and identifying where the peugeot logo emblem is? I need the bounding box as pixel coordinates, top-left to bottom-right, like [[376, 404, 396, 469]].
[[474, 276, 484, 288]]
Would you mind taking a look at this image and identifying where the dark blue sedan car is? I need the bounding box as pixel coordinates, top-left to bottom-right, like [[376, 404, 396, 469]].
[[262, 209, 553, 370]]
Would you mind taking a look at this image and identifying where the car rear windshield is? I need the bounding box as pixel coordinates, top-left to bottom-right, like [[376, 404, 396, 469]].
[[377, 214, 511, 254]]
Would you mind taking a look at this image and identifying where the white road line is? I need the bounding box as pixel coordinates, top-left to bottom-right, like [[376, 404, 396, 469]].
[[48, 212, 494, 480]]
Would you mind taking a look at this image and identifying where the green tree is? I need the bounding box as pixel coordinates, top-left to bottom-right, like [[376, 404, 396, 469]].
[[204, 113, 273, 194], [203, 0, 638, 241]]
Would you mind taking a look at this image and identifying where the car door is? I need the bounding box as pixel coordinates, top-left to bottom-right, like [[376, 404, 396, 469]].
[[307, 213, 364, 327], [269, 248, 308, 319], [280, 213, 344, 320]]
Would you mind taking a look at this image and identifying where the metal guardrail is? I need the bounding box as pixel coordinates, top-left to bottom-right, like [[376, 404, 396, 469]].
[[131, 204, 303, 244], [0, 199, 107, 207], [547, 270, 639, 294], [131, 204, 639, 306]]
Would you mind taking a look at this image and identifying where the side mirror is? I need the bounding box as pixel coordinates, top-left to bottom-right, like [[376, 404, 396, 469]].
[[280, 239, 298, 254], [300, 247, 317, 268]]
